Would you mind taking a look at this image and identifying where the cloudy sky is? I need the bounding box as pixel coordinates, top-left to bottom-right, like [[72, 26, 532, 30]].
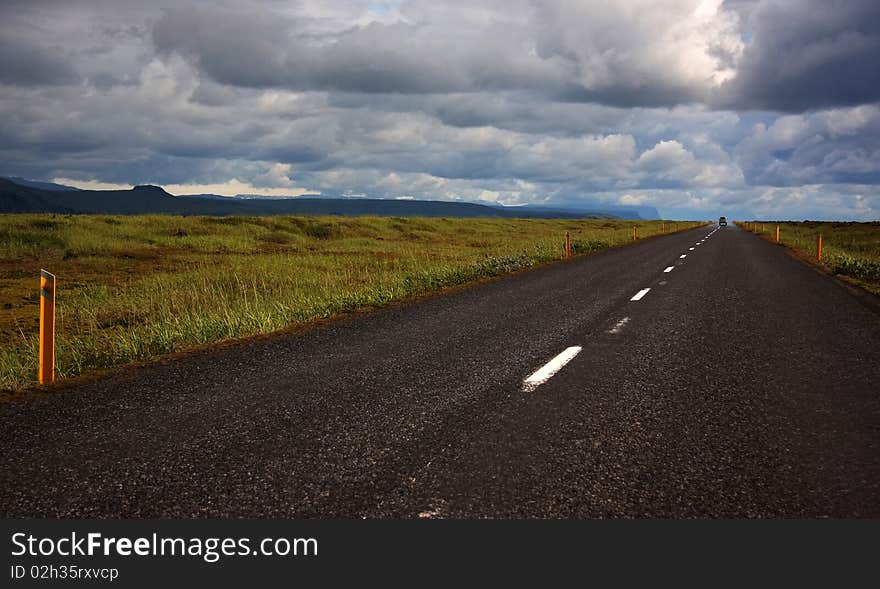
[[1, 0, 878, 219]]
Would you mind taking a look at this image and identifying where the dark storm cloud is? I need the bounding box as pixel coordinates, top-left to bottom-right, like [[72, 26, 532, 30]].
[[0, 36, 78, 86], [151, 0, 730, 108], [150, 1, 880, 113], [152, 5, 561, 95], [717, 0, 880, 111]]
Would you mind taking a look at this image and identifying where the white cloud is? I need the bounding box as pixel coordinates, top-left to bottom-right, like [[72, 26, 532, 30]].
[[55, 176, 316, 197]]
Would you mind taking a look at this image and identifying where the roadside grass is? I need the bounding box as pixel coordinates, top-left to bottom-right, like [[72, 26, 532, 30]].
[[738, 221, 880, 294], [0, 214, 704, 391]]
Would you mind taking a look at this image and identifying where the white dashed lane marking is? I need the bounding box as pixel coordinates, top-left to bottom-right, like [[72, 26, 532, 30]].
[[664, 266, 674, 273], [631, 288, 651, 301], [608, 317, 630, 334], [522, 346, 583, 392]]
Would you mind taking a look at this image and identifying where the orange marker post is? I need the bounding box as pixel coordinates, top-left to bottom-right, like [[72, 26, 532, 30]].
[[565, 231, 571, 258], [775, 225, 780, 243], [662, 222, 666, 234], [632, 227, 637, 241], [816, 234, 823, 261], [39, 269, 56, 384]]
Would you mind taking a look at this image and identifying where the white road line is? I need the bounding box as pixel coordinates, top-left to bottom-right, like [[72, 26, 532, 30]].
[[664, 266, 674, 273], [522, 346, 582, 392], [608, 316, 630, 334], [680, 254, 687, 258], [631, 288, 651, 301], [689, 247, 695, 250]]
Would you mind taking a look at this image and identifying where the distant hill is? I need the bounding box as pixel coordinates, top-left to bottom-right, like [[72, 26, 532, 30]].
[[0, 177, 650, 219], [494, 202, 659, 220], [4, 177, 80, 191]]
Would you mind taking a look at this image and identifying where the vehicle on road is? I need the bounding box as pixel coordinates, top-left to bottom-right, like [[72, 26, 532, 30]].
[[719, 216, 727, 226]]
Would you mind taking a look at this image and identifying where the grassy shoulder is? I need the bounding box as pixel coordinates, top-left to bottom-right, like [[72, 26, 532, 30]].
[[736, 221, 880, 294], [1, 214, 704, 391]]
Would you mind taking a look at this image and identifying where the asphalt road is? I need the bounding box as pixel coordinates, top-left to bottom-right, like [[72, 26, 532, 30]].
[[2, 224, 879, 518]]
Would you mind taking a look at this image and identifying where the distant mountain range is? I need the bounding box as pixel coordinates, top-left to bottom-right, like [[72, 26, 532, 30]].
[[5, 176, 81, 192], [0, 177, 659, 219]]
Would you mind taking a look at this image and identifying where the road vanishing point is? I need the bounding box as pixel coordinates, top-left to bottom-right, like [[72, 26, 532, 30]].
[[2, 224, 879, 518]]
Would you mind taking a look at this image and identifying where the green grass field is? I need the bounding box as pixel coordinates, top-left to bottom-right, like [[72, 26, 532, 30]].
[[0, 214, 704, 391], [738, 221, 880, 293]]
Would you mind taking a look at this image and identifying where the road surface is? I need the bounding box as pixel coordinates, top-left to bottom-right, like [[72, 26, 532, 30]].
[[2, 224, 879, 518]]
